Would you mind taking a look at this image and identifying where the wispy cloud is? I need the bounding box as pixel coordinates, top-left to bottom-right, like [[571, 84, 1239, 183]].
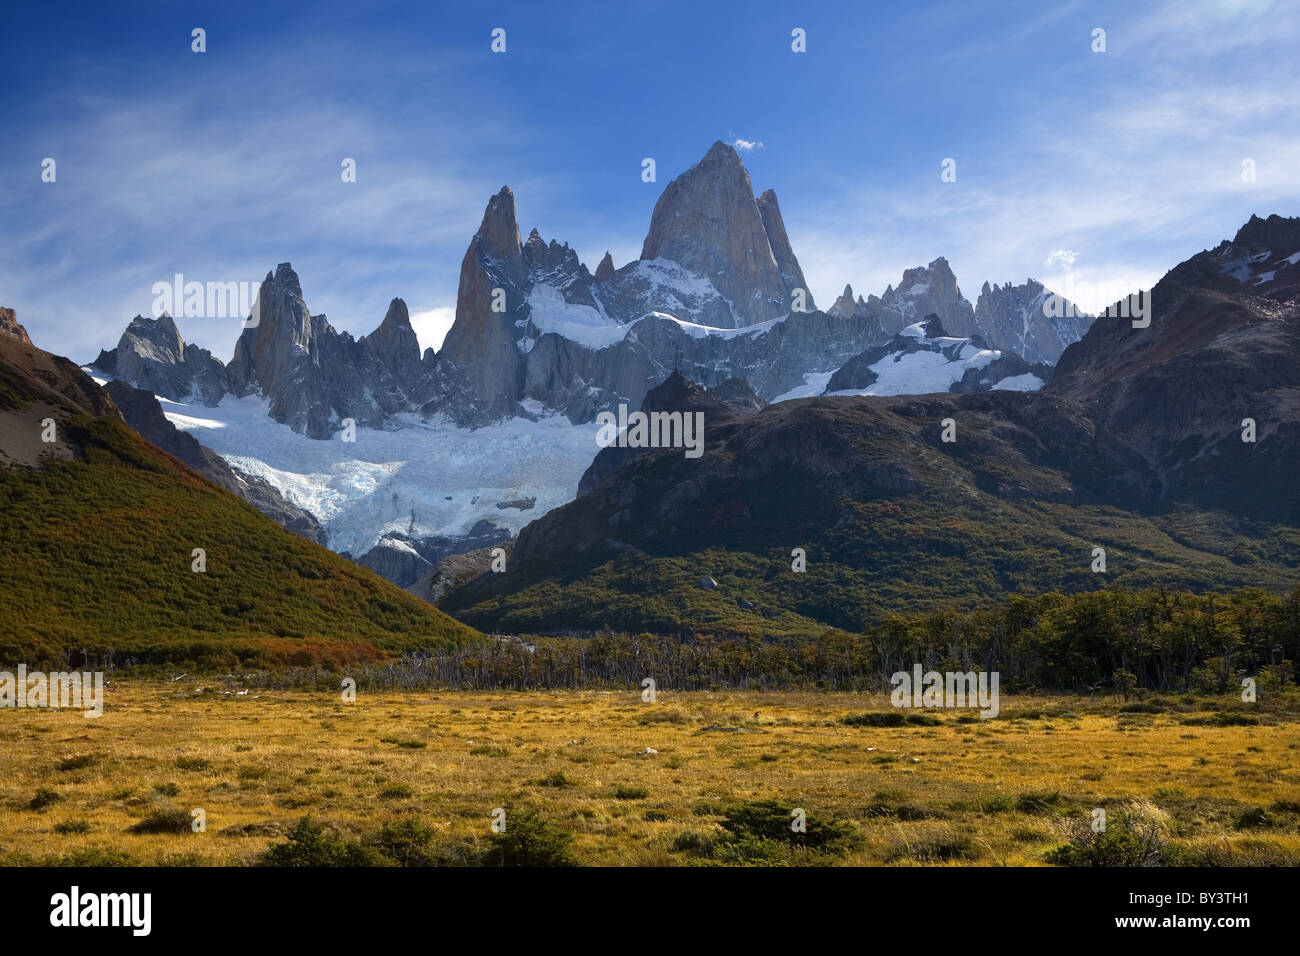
[[789, 0, 1300, 314]]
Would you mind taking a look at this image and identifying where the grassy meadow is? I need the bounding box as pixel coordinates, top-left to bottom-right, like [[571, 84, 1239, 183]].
[[2, 681, 1299, 867]]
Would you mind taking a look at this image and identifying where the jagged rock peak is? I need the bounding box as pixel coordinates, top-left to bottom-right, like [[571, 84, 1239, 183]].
[[124, 312, 185, 355], [1228, 213, 1300, 253], [270, 262, 302, 298], [476, 187, 523, 261], [756, 188, 814, 310], [828, 284, 859, 318], [0, 306, 32, 345], [369, 297, 414, 341], [594, 251, 615, 281], [639, 141, 801, 326]]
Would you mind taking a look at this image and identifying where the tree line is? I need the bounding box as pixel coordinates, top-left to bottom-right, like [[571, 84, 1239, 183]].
[[357, 585, 1300, 693]]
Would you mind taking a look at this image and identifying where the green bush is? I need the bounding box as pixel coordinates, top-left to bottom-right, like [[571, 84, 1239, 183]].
[[28, 789, 61, 810], [719, 799, 857, 853], [1046, 809, 1191, 866], [127, 808, 194, 834], [370, 819, 439, 866], [1015, 791, 1068, 815], [258, 816, 388, 867], [482, 811, 575, 867]]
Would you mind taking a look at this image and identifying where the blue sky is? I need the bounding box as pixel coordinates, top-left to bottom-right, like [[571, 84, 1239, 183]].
[[1, 0, 1296, 361]]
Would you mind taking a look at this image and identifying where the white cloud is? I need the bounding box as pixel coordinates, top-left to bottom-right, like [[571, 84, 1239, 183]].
[[788, 0, 1300, 321], [409, 307, 457, 354], [733, 138, 764, 152]]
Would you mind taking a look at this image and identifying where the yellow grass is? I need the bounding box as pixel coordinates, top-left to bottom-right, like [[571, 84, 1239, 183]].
[[2, 682, 1298, 866]]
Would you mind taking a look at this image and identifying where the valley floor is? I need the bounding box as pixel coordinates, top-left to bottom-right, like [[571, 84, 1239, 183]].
[[2, 683, 1298, 867]]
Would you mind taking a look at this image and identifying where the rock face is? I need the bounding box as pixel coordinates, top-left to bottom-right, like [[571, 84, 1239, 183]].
[[865, 258, 976, 337], [640, 141, 813, 327], [225, 264, 463, 438], [93, 314, 228, 406], [434, 143, 829, 417], [975, 278, 1091, 364], [1050, 213, 1300, 521], [363, 298, 438, 402], [103, 379, 325, 542], [406, 541, 510, 606], [756, 190, 812, 311], [0, 307, 32, 345], [828, 260, 1089, 365], [353, 519, 510, 589], [438, 188, 531, 418], [2, 312, 122, 467], [827, 284, 859, 318]]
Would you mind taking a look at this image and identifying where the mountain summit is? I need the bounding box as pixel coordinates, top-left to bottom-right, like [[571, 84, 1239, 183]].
[[640, 141, 813, 326]]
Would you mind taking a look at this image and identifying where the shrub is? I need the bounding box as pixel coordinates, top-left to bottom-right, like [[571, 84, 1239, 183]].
[[614, 786, 649, 800], [885, 827, 978, 863], [671, 830, 714, 854], [977, 794, 1015, 814], [370, 818, 438, 866], [58, 753, 101, 772], [258, 816, 388, 867], [1181, 712, 1259, 727], [1234, 807, 1274, 830], [127, 808, 193, 834], [482, 811, 575, 867], [843, 712, 903, 727], [719, 799, 857, 852], [1015, 791, 1068, 815], [1119, 701, 1164, 714], [1046, 805, 1190, 866], [28, 789, 61, 810]]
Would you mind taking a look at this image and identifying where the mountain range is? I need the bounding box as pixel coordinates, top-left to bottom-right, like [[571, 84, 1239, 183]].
[[86, 142, 1091, 583], [438, 214, 1300, 635]]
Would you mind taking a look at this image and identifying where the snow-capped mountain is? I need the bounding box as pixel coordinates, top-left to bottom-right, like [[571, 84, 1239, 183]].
[[822, 317, 1052, 397], [88, 141, 1093, 583], [827, 260, 1090, 365]]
